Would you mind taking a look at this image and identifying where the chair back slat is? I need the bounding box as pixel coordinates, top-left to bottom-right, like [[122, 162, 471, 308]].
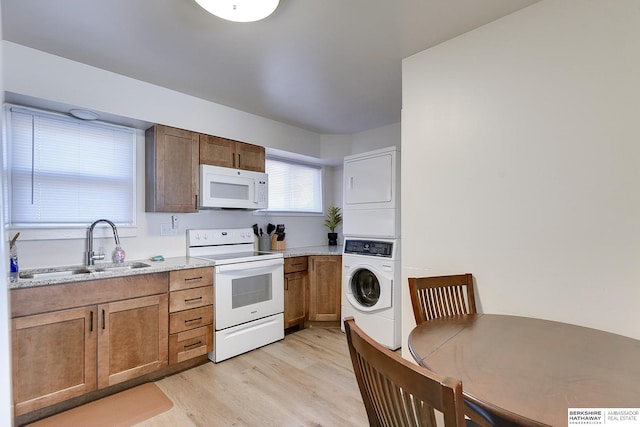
[[344, 317, 466, 427], [409, 274, 477, 325]]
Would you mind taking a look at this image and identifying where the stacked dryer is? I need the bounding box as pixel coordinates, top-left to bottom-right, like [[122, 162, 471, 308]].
[[341, 146, 401, 350]]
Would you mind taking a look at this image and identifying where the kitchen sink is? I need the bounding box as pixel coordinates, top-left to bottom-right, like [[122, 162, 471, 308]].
[[19, 261, 151, 280], [91, 261, 151, 273]]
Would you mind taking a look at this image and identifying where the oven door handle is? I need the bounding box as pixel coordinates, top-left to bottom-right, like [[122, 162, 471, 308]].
[[216, 258, 284, 273]]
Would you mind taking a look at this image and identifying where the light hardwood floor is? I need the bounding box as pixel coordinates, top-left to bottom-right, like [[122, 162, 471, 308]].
[[136, 326, 369, 427]]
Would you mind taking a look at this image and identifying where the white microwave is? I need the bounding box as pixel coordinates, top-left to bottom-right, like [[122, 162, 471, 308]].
[[199, 165, 268, 210]]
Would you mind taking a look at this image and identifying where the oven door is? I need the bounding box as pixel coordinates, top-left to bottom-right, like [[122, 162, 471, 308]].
[[215, 258, 284, 330]]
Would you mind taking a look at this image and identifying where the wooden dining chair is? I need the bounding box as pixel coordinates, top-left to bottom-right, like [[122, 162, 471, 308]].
[[344, 317, 491, 427], [408, 273, 477, 325]]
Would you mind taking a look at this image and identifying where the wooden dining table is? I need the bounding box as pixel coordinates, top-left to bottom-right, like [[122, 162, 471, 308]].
[[408, 314, 640, 427]]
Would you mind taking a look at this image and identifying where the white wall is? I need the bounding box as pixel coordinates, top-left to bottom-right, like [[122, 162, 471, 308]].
[[401, 0, 640, 351], [0, 5, 15, 424], [2, 42, 399, 267], [2, 42, 365, 267]]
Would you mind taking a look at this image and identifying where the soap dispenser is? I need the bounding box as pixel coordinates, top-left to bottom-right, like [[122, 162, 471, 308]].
[[112, 245, 126, 263]]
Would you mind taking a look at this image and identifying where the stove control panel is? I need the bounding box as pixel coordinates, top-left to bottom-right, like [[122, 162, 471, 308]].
[[187, 228, 254, 247]]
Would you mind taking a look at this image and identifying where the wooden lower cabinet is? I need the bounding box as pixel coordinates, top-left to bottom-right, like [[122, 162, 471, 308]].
[[12, 306, 97, 416], [10, 273, 169, 416], [168, 267, 214, 364], [284, 271, 307, 329], [284, 257, 308, 329], [308, 256, 342, 321], [98, 294, 168, 388]]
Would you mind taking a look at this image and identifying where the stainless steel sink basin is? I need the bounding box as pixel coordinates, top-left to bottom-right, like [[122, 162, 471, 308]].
[[19, 268, 93, 279], [19, 261, 151, 280], [91, 261, 151, 273]]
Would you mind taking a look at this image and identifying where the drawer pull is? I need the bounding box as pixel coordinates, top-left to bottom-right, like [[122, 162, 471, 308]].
[[185, 276, 203, 282], [184, 340, 203, 350], [184, 297, 203, 304], [184, 317, 203, 325]]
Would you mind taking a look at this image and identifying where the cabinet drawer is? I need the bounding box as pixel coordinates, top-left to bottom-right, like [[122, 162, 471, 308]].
[[170, 267, 213, 291], [169, 306, 213, 334], [284, 257, 308, 274], [169, 286, 213, 313], [169, 325, 213, 364]]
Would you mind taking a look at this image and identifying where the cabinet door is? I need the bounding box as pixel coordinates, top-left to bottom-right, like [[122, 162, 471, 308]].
[[12, 306, 97, 416], [146, 124, 199, 212], [199, 134, 235, 168], [344, 150, 394, 206], [308, 256, 342, 321], [97, 294, 168, 388], [236, 141, 265, 172], [284, 271, 307, 329]]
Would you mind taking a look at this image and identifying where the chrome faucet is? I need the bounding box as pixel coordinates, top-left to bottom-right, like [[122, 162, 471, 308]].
[[86, 219, 120, 266]]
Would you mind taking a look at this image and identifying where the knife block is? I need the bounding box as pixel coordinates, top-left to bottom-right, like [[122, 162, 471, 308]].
[[271, 234, 286, 251]]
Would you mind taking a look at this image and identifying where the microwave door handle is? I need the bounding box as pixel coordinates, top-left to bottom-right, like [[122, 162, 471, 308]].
[[253, 180, 258, 204]]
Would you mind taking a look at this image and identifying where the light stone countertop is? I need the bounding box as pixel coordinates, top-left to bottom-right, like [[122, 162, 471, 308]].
[[9, 256, 214, 290], [10, 247, 343, 290], [278, 245, 343, 257]]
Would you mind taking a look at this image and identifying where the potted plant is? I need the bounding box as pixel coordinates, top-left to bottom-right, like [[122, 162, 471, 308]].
[[324, 205, 343, 246]]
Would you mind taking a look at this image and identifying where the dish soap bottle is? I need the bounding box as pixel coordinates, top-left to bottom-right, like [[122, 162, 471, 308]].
[[9, 232, 19, 282], [112, 245, 126, 263]]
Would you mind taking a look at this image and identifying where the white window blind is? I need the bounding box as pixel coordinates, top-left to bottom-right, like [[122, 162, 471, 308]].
[[7, 106, 136, 226], [266, 157, 323, 213]]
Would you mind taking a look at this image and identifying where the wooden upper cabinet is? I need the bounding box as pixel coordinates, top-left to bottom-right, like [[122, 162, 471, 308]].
[[146, 124, 199, 212], [236, 141, 266, 172], [199, 134, 265, 172]]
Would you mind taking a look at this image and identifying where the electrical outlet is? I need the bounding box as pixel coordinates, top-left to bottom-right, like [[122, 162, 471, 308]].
[[160, 223, 178, 236]]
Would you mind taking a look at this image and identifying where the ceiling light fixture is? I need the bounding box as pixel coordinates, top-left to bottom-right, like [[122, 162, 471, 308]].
[[194, 0, 279, 23]]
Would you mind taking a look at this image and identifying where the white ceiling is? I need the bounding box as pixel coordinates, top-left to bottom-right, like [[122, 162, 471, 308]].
[[1, 0, 539, 135]]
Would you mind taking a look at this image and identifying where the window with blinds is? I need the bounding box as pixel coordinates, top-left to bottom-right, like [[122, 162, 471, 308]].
[[5, 106, 136, 227], [265, 157, 323, 213]]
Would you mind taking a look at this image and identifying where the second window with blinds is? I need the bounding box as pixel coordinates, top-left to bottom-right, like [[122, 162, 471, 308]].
[[265, 157, 323, 214]]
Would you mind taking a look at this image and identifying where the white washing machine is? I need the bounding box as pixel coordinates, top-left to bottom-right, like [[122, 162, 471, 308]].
[[341, 238, 401, 350]]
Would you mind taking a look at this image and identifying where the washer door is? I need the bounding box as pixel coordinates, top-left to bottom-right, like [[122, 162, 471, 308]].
[[351, 269, 381, 307], [345, 266, 392, 312]]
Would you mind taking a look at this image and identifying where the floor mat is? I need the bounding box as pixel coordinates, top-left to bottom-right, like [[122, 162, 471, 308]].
[[27, 383, 173, 427]]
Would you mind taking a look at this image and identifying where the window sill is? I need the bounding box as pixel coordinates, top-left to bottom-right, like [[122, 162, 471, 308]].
[[6, 226, 137, 241]]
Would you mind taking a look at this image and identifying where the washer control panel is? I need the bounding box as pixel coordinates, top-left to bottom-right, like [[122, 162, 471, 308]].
[[344, 240, 394, 257]]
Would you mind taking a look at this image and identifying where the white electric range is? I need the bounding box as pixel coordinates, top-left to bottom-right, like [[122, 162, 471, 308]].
[[187, 228, 284, 362]]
